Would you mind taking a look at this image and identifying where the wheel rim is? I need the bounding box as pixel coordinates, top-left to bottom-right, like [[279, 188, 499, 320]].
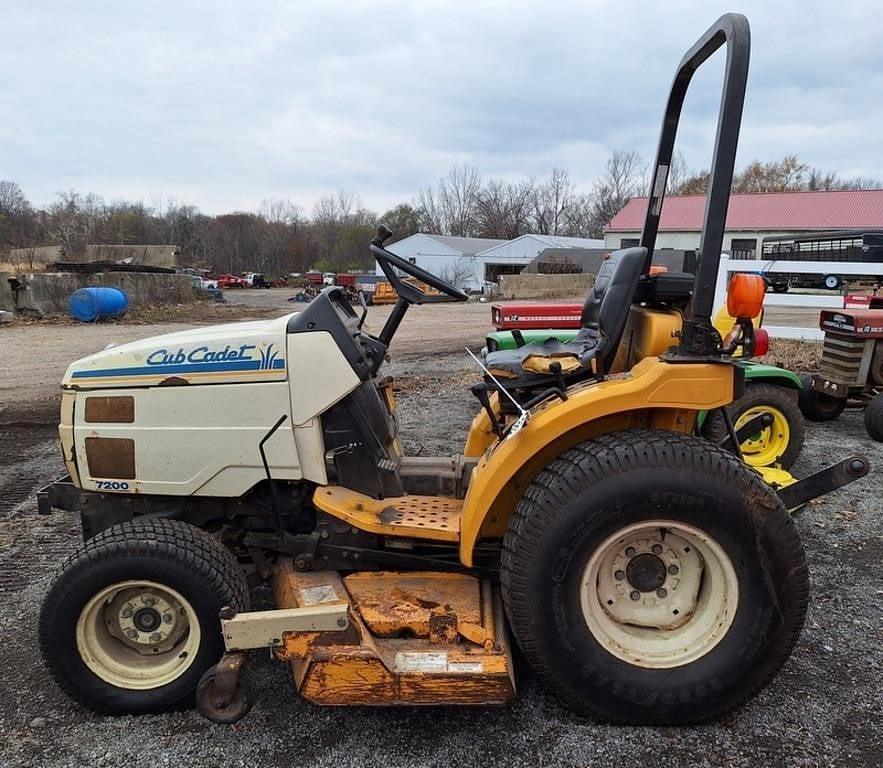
[[735, 405, 790, 466], [76, 580, 201, 690], [825, 275, 839, 289], [580, 520, 739, 669]]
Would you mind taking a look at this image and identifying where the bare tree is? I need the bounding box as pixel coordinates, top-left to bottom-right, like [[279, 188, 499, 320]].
[[588, 150, 647, 237], [437, 258, 475, 291], [562, 193, 597, 238], [474, 178, 534, 239], [417, 164, 481, 236], [533, 168, 574, 235], [666, 149, 691, 195]]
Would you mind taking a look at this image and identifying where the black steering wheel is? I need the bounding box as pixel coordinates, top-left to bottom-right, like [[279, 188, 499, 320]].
[[370, 226, 469, 303]]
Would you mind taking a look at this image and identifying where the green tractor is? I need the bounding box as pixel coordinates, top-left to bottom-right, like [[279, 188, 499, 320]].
[[484, 316, 805, 475]]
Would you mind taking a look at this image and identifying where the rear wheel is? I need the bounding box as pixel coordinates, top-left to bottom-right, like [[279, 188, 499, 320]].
[[864, 392, 883, 442], [705, 382, 805, 468], [798, 373, 846, 421], [501, 430, 808, 725], [39, 518, 249, 714]]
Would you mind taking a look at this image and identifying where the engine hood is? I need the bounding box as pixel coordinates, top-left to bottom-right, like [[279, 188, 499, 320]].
[[62, 313, 298, 389]]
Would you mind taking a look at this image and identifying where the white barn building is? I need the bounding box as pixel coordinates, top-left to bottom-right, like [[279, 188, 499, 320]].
[[384, 233, 604, 293]]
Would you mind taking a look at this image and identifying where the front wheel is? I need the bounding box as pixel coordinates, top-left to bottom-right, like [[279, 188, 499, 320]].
[[39, 518, 249, 714], [500, 430, 808, 725], [864, 392, 883, 442], [798, 373, 846, 421], [705, 382, 805, 468]]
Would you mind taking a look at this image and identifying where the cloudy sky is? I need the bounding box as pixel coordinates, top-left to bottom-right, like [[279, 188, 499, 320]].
[[3, 1, 882, 215]]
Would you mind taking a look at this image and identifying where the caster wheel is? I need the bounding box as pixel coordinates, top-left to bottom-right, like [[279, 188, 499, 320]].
[[196, 666, 255, 724]]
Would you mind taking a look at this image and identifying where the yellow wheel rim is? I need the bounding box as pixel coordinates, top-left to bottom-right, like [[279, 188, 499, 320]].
[[735, 405, 791, 467]]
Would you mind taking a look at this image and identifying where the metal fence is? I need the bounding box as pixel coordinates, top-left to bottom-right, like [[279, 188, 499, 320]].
[[711, 254, 883, 341]]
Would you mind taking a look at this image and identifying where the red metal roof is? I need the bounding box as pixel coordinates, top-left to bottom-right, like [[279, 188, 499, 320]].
[[605, 189, 883, 232]]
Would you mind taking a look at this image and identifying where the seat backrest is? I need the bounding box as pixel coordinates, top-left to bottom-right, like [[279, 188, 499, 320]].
[[580, 247, 647, 372]]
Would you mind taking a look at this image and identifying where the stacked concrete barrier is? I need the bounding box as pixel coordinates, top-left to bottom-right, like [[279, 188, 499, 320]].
[[497, 273, 594, 300], [0, 273, 15, 312]]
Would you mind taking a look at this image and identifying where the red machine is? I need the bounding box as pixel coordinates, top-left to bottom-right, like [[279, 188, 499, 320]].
[[799, 308, 883, 441], [490, 302, 582, 331], [216, 274, 247, 289]]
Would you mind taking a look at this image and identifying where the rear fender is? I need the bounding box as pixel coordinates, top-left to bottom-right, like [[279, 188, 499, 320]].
[[742, 362, 802, 389], [458, 357, 736, 566]]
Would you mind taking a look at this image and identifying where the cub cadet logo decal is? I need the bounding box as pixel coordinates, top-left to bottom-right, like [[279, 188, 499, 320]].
[[147, 344, 257, 366], [71, 342, 284, 379]]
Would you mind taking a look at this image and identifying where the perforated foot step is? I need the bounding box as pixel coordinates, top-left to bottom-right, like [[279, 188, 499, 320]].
[[313, 486, 462, 542]]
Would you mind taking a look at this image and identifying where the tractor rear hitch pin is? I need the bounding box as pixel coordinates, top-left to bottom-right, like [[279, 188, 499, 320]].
[[777, 455, 870, 511]]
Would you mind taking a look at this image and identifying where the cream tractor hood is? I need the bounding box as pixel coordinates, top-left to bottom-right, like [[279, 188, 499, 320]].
[[62, 313, 298, 389]]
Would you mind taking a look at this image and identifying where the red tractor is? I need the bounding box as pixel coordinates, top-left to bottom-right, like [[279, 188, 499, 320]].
[[799, 306, 883, 441]]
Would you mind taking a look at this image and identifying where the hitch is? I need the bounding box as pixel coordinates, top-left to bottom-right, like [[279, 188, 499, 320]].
[[777, 456, 870, 511]]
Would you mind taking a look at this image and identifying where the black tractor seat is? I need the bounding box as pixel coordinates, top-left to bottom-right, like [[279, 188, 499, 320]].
[[484, 247, 647, 386]]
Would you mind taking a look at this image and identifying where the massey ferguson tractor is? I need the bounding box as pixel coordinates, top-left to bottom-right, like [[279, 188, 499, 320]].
[[799, 307, 883, 441], [37, 14, 869, 727]]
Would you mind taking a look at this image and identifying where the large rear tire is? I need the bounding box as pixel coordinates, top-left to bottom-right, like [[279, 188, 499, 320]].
[[798, 373, 846, 422], [705, 382, 805, 468], [500, 430, 808, 725], [39, 518, 249, 714]]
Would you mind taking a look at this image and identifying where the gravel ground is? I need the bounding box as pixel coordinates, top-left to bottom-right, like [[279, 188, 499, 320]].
[[0, 342, 881, 767]]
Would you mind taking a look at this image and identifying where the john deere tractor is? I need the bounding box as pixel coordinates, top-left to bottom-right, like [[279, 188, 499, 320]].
[[484, 307, 806, 474], [37, 14, 868, 727]]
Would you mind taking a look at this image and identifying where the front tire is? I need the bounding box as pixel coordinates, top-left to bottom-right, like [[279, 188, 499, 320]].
[[864, 392, 883, 442], [705, 382, 805, 468], [500, 430, 808, 725], [39, 518, 249, 714], [798, 373, 846, 421]]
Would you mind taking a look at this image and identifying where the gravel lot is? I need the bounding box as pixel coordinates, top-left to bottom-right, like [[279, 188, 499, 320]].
[[0, 306, 880, 768]]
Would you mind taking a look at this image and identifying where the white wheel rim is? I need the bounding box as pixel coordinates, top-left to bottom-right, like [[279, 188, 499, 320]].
[[76, 580, 201, 690], [580, 520, 739, 669]]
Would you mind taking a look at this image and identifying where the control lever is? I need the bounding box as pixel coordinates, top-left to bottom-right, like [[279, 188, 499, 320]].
[[373, 225, 393, 247], [357, 290, 368, 329]]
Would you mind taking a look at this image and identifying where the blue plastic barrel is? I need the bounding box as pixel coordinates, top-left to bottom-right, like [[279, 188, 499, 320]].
[[68, 287, 129, 322]]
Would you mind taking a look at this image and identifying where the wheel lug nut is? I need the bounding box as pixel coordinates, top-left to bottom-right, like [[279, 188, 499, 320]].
[[150, 632, 162, 642], [120, 607, 133, 618], [656, 588, 667, 598], [652, 544, 663, 554], [668, 565, 679, 575], [143, 597, 156, 607], [625, 547, 636, 557], [163, 613, 173, 624], [630, 590, 640, 601], [614, 570, 625, 581], [126, 629, 138, 639]]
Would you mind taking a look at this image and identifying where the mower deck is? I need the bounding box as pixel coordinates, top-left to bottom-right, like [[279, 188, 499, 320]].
[[270, 562, 515, 706]]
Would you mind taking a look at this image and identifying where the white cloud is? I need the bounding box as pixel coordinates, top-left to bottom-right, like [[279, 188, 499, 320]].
[[2, 0, 881, 215]]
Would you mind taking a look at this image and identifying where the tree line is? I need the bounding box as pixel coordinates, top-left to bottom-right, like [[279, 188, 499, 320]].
[[1, 153, 878, 276]]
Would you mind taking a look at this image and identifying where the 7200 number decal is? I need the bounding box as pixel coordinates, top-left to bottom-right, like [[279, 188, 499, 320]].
[[95, 481, 130, 491]]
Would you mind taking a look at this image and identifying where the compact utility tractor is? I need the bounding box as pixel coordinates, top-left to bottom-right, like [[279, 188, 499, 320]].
[[484, 302, 806, 473], [799, 307, 883, 441], [38, 14, 869, 726]]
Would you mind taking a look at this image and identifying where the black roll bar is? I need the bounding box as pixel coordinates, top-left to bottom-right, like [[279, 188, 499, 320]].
[[639, 13, 750, 338]]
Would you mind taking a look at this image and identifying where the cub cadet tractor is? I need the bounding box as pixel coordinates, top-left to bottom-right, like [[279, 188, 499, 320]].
[[484, 300, 806, 473], [38, 14, 869, 727], [798, 307, 883, 441]]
